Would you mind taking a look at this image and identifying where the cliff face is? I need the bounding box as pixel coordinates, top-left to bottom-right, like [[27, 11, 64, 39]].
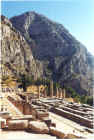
[[1, 15, 43, 79], [3, 12, 94, 95], [10, 12, 94, 95]]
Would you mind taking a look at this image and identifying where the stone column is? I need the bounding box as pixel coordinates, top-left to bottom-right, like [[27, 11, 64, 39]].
[[44, 89, 47, 98], [26, 95, 29, 103], [38, 86, 40, 99], [62, 89, 64, 99], [60, 89, 63, 98], [58, 88, 61, 98], [50, 80, 53, 98], [59, 88, 62, 98], [56, 87, 59, 98], [62, 88, 66, 98]]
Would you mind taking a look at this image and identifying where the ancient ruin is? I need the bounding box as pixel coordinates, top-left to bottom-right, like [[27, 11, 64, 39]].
[[1, 5, 94, 139], [0, 79, 94, 139]]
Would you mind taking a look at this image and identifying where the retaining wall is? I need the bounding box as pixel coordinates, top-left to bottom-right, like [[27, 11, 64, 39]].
[[7, 96, 32, 115], [51, 107, 93, 128]]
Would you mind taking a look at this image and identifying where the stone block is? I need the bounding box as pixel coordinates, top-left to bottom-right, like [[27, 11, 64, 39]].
[[41, 117, 52, 127], [0, 119, 6, 129], [8, 120, 28, 130], [50, 127, 82, 139], [64, 134, 82, 139], [28, 121, 49, 134], [49, 127, 65, 138]]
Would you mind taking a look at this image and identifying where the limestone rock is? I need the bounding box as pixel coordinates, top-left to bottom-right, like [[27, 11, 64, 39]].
[[1, 15, 43, 79], [8, 120, 28, 130], [28, 121, 49, 134], [10, 12, 94, 95], [49, 127, 65, 138], [64, 133, 82, 139], [49, 127, 82, 139]]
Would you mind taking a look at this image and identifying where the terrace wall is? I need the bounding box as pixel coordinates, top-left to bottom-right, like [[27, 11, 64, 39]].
[[7, 96, 32, 115], [51, 107, 93, 128]]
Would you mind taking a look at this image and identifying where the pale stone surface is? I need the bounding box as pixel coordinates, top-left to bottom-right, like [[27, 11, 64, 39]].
[[28, 121, 49, 134], [49, 112, 94, 138], [0, 130, 56, 140], [64, 133, 82, 139], [50, 127, 82, 139], [50, 127, 65, 139]]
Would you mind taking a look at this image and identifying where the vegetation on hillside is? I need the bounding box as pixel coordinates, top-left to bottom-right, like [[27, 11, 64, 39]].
[[66, 87, 93, 106], [17, 74, 93, 106]]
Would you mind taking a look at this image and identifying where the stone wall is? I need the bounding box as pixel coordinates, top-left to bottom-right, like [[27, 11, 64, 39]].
[[23, 103, 32, 115], [51, 107, 93, 128], [7, 96, 32, 115]]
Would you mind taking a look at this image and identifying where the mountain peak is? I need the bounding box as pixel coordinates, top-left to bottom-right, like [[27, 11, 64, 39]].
[[1, 15, 12, 27], [10, 12, 94, 95]]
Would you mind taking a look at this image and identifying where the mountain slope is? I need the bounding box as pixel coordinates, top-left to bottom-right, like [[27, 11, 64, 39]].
[[1, 15, 43, 79], [10, 12, 94, 95]]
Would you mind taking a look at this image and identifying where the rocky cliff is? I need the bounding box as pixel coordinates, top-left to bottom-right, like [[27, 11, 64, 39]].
[[2, 12, 94, 95], [1, 15, 43, 79], [10, 12, 94, 95]]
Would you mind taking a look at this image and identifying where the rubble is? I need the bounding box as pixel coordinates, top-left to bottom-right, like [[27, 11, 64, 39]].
[[28, 121, 49, 134], [0, 81, 94, 139]]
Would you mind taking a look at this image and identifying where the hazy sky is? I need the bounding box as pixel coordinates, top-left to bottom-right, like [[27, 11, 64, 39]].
[[1, 0, 94, 55]]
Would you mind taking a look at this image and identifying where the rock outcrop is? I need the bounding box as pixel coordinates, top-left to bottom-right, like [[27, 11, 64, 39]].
[[10, 12, 94, 95], [1, 15, 43, 79]]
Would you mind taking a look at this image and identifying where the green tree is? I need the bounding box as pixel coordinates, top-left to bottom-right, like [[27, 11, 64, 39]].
[[21, 74, 26, 91], [80, 95, 87, 104], [86, 96, 93, 106], [66, 87, 77, 98]]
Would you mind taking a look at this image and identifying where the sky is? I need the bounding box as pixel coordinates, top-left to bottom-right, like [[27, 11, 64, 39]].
[[1, 0, 94, 55]]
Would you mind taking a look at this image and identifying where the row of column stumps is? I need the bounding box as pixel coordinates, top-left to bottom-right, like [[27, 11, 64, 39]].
[[56, 88, 66, 99], [50, 80, 66, 98], [37, 80, 66, 99]]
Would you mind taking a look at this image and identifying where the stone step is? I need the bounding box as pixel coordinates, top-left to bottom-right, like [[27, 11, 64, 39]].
[[1, 97, 23, 117]]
